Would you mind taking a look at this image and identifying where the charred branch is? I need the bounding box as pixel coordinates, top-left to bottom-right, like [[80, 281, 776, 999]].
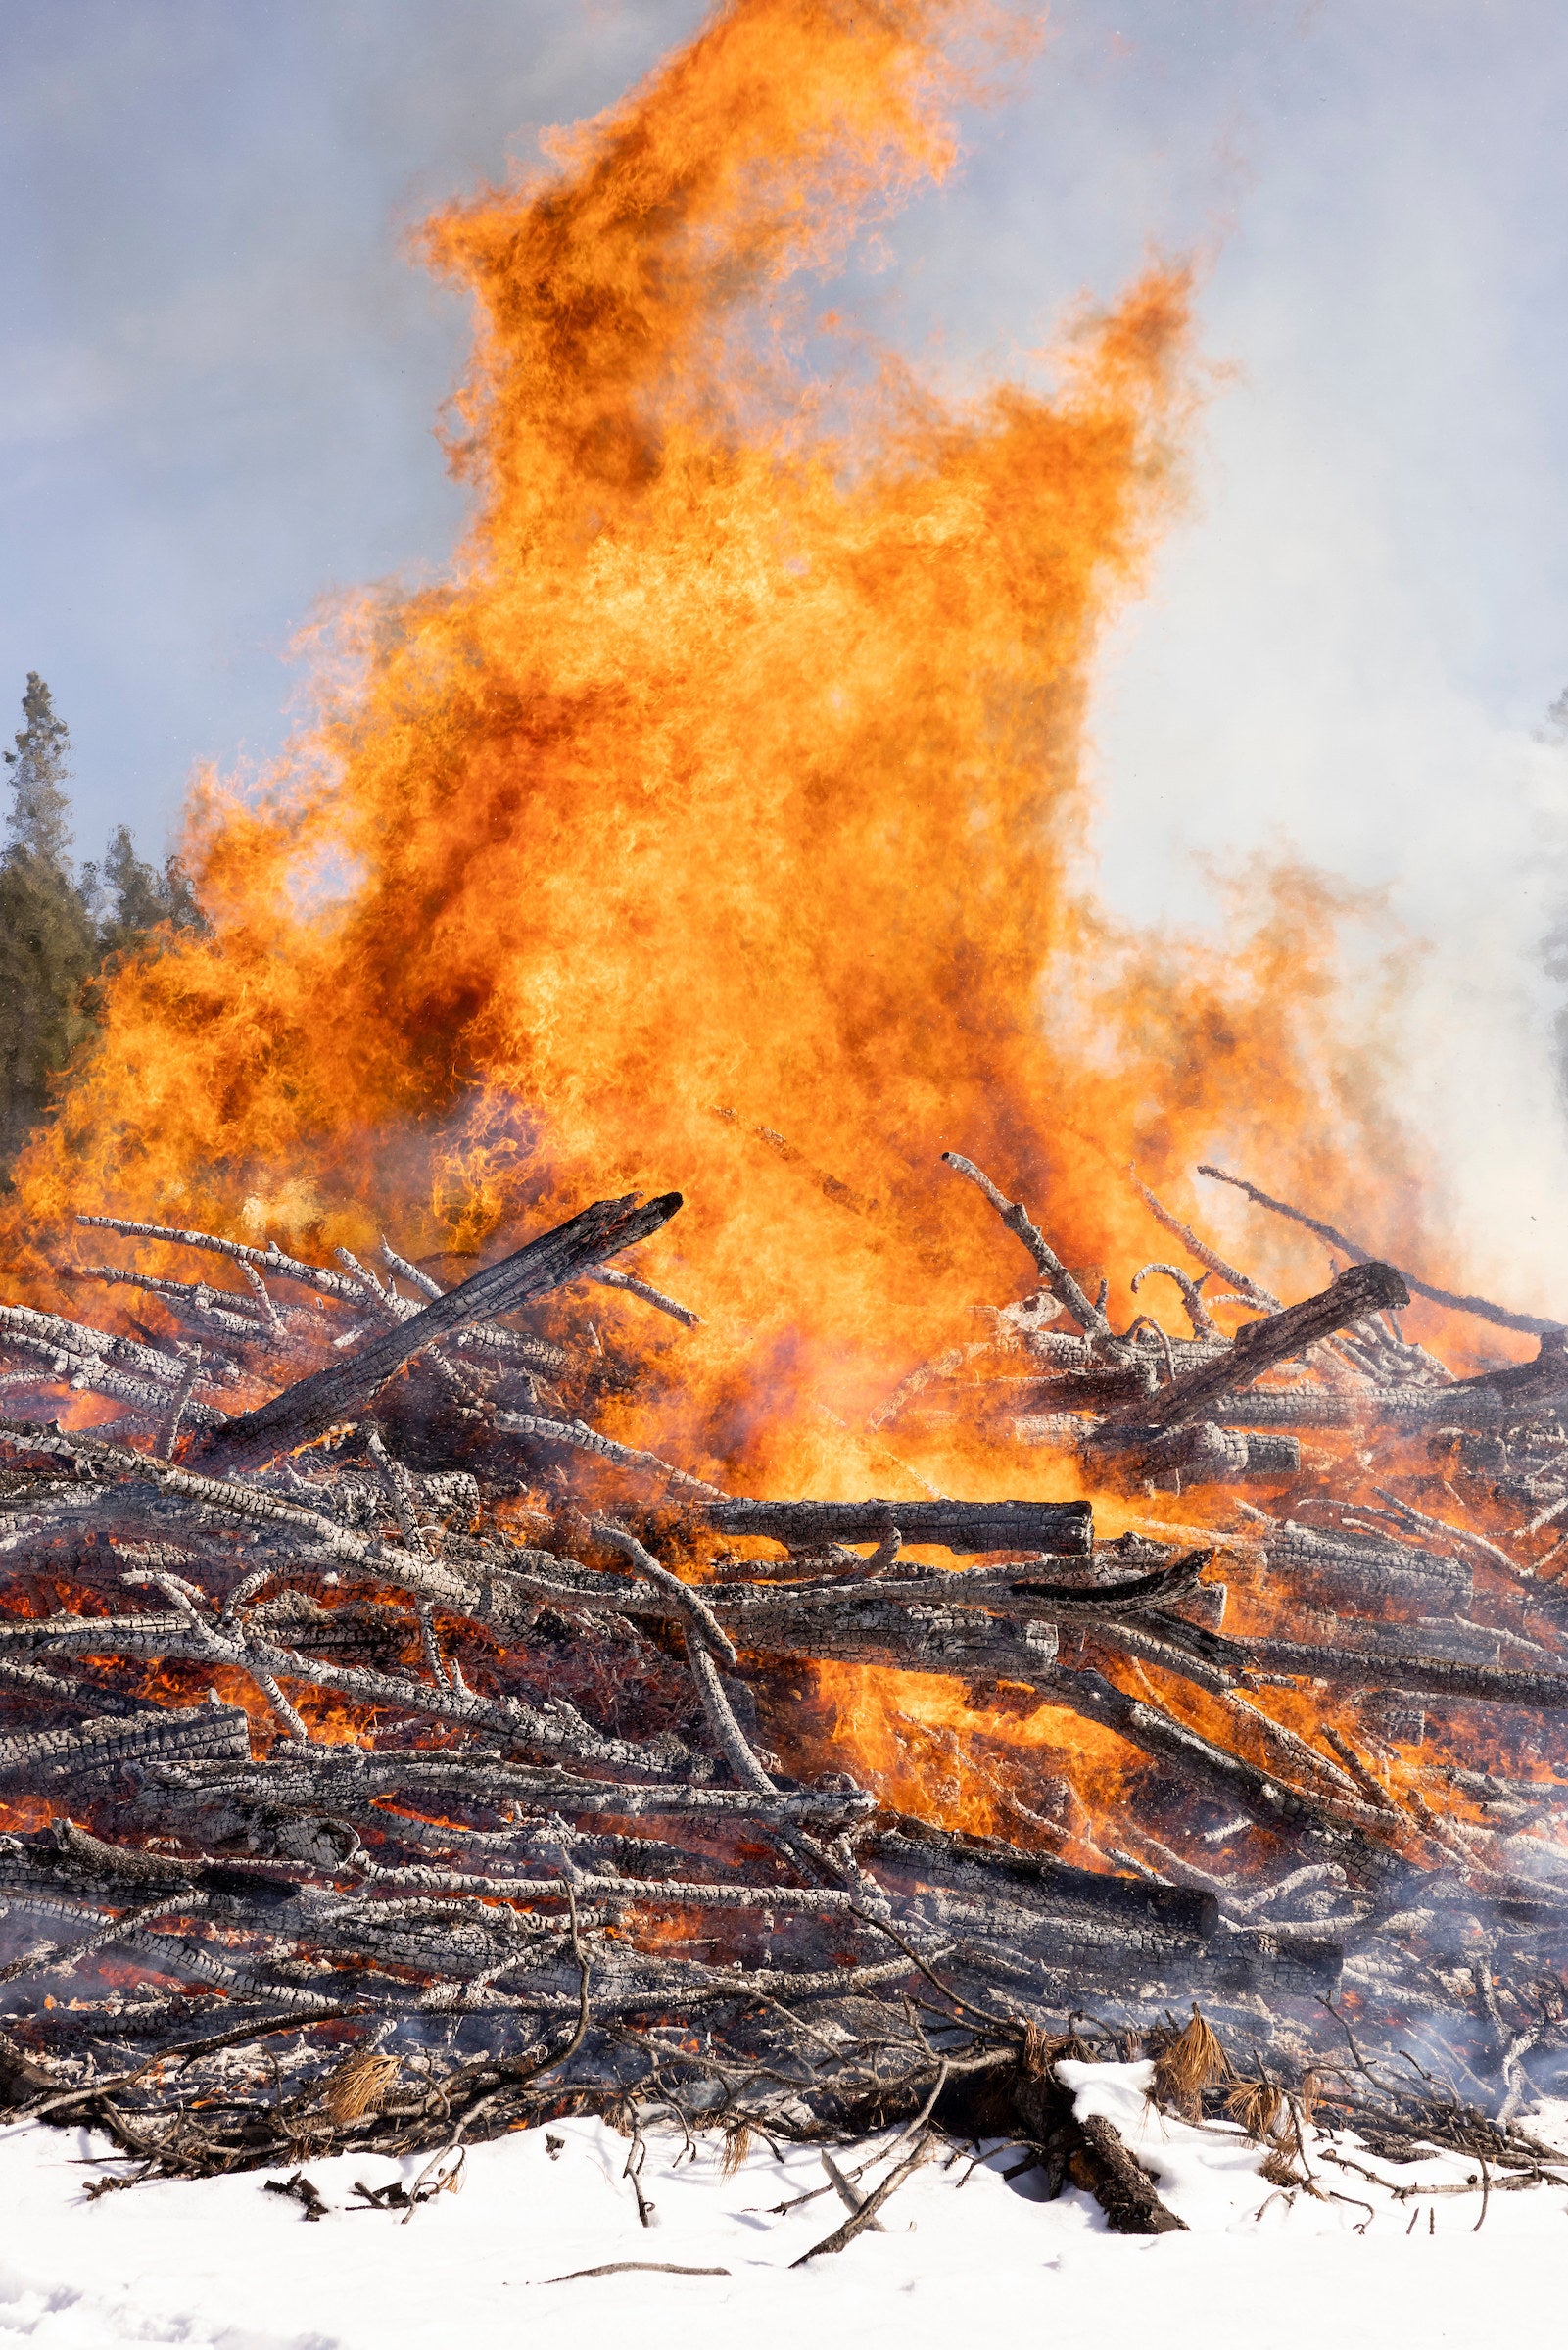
[[0, 1170, 1564, 2181], [195, 1193, 683, 1472]]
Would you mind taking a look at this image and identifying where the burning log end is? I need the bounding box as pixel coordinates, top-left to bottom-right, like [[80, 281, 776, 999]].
[[1212, 1925, 1343, 2000], [1232, 1259, 1410, 1352], [1141, 1426, 1301, 1486]]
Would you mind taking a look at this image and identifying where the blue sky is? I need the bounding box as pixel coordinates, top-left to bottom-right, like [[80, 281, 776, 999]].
[[5, 1, 1568, 1292]]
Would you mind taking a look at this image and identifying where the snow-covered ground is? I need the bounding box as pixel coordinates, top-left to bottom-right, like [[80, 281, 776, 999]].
[[1, 2064, 1562, 2349]]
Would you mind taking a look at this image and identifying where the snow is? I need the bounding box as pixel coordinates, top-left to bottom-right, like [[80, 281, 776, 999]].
[[0, 2066, 1562, 2350]]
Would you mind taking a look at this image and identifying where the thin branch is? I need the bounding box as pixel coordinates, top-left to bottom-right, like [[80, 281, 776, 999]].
[[1198, 1165, 1560, 1337], [940, 1153, 1111, 1338]]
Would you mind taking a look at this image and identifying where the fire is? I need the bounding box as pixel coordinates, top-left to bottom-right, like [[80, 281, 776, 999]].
[[4, 0, 1426, 1498], [805, 1656, 1142, 1844]]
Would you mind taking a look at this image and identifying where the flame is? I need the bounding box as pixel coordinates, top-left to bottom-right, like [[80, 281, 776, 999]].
[[0, 0, 1427, 1511], [804, 1656, 1142, 1843], [0, 0, 1479, 1911], [0, 0, 1492, 1874]]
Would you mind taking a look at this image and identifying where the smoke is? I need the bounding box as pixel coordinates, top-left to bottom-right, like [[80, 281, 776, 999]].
[[876, 0, 1568, 1318]]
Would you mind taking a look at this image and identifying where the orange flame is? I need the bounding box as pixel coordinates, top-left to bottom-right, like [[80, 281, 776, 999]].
[[4, 0, 1423, 1493]]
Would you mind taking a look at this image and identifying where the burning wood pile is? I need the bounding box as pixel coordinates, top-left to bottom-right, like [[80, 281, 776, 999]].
[[1, 1155, 1566, 2220]]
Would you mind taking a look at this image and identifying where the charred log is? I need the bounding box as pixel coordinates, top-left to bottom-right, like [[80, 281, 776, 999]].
[[0, 1171, 1563, 2182]]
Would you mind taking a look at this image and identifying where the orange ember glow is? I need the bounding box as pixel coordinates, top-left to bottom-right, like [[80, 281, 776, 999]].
[[5, 0, 1424, 1505]]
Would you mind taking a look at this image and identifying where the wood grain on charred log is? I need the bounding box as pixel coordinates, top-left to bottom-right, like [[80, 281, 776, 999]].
[[692, 1498, 1093, 1556], [195, 1192, 683, 1471], [1108, 1261, 1411, 1434]]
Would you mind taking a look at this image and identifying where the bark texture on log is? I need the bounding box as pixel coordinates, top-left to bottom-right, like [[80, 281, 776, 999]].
[[693, 1497, 1093, 1555], [1112, 1260, 1411, 1432], [1011, 2064, 1188, 2233], [196, 1192, 682, 1471]]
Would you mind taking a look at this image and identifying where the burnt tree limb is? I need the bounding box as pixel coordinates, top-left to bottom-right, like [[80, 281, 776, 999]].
[[1010, 2063, 1188, 2233], [1029, 1662, 1399, 1867], [1197, 1164, 1563, 1339], [0, 1703, 254, 1787], [940, 1152, 1113, 1340], [194, 1193, 683, 1472], [1104, 1260, 1411, 1435], [1073, 2112, 1189, 2231], [1236, 1634, 1568, 1710], [865, 1814, 1218, 1938], [1091, 1606, 1568, 1712], [689, 1498, 1093, 1557], [125, 1750, 872, 1824]]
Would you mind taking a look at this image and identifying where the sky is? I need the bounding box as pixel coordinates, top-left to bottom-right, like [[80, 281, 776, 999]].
[[4, 0, 1568, 1299]]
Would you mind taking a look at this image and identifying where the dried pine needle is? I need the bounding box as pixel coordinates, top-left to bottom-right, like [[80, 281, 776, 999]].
[[1151, 2005, 1231, 2117], [322, 2045, 400, 2125], [1224, 2076, 1286, 2142]]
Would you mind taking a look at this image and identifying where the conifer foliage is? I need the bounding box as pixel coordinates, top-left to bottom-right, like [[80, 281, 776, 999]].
[[90, 823, 206, 970], [0, 674, 204, 1176], [0, 676, 96, 1168]]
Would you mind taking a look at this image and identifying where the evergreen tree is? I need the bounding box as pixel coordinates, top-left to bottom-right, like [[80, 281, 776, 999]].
[[0, 674, 210, 1177], [0, 676, 96, 1169], [89, 823, 207, 968]]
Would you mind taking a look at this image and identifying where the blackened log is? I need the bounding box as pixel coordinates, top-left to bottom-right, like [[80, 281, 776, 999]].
[[1031, 1663, 1400, 1869], [1005, 1552, 1210, 1614], [1208, 1925, 1343, 1998], [1109, 1261, 1410, 1433], [538, 1548, 1197, 1623], [195, 1192, 683, 1472], [1141, 1425, 1300, 1482], [51, 1820, 304, 1909], [1018, 1365, 1159, 1412], [692, 1498, 1093, 1557], [1260, 1521, 1471, 1612], [1206, 1384, 1563, 1431], [0, 1702, 253, 1786], [1079, 1614, 1244, 1696], [731, 1595, 1061, 1681], [915, 1898, 1211, 1987], [1098, 1607, 1568, 1713], [1011, 2064, 1187, 2233], [866, 1814, 1218, 1937], [128, 1750, 872, 1824], [1015, 1417, 1300, 1482], [1239, 1635, 1568, 1710], [1440, 1326, 1568, 1405], [1074, 2113, 1189, 2230]]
